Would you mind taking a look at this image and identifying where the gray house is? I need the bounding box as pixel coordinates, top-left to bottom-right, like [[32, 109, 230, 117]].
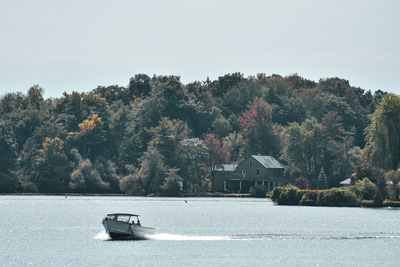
[[212, 155, 288, 193], [172, 173, 184, 191]]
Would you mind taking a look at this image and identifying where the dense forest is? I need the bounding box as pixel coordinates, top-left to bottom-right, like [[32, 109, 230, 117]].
[[1, 73, 399, 198]]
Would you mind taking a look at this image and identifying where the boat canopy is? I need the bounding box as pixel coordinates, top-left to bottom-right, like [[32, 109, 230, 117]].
[[107, 213, 140, 217]]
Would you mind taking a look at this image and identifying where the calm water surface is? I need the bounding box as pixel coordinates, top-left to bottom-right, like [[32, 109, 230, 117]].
[[1, 196, 399, 266]]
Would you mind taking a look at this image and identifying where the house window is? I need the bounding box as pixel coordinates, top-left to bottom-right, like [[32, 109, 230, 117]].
[[256, 169, 260, 175], [249, 160, 253, 166], [242, 169, 247, 178]]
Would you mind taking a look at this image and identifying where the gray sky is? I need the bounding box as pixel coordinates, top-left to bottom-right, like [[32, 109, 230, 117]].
[[1, 0, 399, 97]]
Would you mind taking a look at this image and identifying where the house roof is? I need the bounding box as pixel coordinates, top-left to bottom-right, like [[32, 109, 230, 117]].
[[215, 164, 237, 171], [340, 178, 351, 185], [251, 155, 284, 169]]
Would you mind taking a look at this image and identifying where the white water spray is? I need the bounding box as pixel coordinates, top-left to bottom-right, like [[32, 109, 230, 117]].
[[146, 233, 232, 241], [94, 231, 110, 240]]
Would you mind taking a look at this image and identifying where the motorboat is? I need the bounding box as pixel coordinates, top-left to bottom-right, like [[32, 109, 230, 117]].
[[102, 213, 155, 240]]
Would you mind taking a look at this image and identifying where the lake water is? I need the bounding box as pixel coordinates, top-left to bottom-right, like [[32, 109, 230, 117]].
[[1, 196, 400, 266]]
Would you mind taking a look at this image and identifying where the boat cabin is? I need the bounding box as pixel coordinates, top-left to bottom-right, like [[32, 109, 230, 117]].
[[105, 213, 141, 225]]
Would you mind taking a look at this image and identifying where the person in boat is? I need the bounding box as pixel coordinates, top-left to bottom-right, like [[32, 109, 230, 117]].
[[137, 219, 141, 225]]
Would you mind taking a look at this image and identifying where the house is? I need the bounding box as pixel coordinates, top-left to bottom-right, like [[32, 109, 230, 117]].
[[212, 155, 288, 193], [172, 173, 184, 191]]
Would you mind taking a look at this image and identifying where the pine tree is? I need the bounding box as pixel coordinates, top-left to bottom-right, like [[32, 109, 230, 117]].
[[317, 167, 328, 189]]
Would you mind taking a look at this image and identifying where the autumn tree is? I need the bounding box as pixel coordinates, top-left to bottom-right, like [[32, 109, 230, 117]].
[[31, 137, 70, 192], [294, 177, 309, 189], [222, 132, 243, 162], [239, 97, 280, 157], [0, 73, 393, 194], [220, 79, 263, 117], [203, 133, 230, 171], [55, 91, 83, 132], [81, 93, 110, 121], [67, 113, 106, 159]]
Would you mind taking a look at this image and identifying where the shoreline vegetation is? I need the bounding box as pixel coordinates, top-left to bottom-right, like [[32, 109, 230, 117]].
[[270, 186, 400, 208], [1, 73, 400, 203]]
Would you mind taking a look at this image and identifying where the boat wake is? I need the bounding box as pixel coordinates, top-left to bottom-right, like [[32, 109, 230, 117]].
[[231, 233, 400, 241], [146, 233, 232, 241], [95, 231, 400, 241], [147, 233, 400, 241], [94, 231, 110, 240]]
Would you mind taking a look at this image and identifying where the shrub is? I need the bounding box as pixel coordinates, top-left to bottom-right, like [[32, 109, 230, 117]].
[[250, 184, 267, 198], [356, 178, 377, 200], [271, 186, 304, 205], [383, 200, 400, 207], [300, 190, 319, 206], [270, 187, 285, 202], [271, 186, 361, 207], [347, 185, 363, 199], [294, 177, 309, 189], [316, 188, 360, 207]]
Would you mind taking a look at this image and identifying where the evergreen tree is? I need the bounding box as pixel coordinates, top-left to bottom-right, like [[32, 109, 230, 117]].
[[317, 167, 328, 189]]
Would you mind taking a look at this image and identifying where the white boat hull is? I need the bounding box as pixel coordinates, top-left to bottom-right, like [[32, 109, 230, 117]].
[[102, 219, 155, 240]]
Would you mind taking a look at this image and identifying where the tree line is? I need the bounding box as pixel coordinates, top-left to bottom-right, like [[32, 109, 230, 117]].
[[0, 73, 399, 198]]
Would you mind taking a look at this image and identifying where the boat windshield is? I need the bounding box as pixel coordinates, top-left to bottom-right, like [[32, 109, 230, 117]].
[[116, 215, 130, 222], [106, 214, 139, 223], [107, 215, 116, 220]]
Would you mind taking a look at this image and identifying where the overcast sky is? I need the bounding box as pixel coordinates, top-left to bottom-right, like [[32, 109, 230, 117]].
[[1, 0, 399, 97]]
